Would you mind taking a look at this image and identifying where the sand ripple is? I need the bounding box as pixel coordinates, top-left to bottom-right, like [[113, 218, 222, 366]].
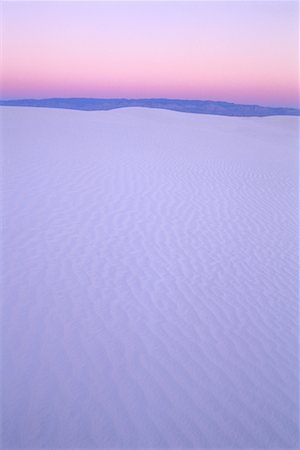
[[2, 107, 299, 448]]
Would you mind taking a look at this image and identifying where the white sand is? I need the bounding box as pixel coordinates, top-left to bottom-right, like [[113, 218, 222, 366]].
[[1, 106, 299, 448]]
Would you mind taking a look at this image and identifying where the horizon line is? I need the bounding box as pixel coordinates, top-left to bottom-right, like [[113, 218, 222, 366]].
[[1, 97, 299, 111]]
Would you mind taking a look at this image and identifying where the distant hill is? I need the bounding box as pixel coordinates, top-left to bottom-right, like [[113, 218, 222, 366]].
[[0, 98, 299, 117]]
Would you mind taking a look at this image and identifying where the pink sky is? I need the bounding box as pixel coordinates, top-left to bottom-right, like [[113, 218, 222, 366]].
[[2, 1, 299, 107]]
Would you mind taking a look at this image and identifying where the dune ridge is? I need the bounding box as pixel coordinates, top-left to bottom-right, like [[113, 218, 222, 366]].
[[1, 106, 299, 448]]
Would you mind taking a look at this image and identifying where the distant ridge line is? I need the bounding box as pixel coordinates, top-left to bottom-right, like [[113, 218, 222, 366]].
[[0, 98, 299, 117]]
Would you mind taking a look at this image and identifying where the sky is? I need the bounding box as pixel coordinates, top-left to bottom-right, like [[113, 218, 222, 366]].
[[1, 1, 299, 107]]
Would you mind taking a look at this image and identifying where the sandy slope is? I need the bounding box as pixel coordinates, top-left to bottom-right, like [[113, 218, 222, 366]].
[[1, 106, 299, 449]]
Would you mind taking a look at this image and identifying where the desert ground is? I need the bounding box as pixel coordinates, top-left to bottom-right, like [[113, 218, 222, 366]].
[[1, 106, 298, 448]]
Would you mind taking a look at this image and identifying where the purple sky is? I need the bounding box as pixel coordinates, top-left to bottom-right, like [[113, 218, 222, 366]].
[[2, 1, 299, 107]]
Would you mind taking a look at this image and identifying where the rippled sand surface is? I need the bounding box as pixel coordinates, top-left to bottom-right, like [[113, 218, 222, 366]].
[[2, 106, 298, 448]]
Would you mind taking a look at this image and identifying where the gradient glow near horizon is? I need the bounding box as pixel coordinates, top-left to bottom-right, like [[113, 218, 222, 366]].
[[2, 1, 299, 107]]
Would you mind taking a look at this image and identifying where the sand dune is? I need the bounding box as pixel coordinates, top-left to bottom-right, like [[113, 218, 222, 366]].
[[1, 106, 299, 448]]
